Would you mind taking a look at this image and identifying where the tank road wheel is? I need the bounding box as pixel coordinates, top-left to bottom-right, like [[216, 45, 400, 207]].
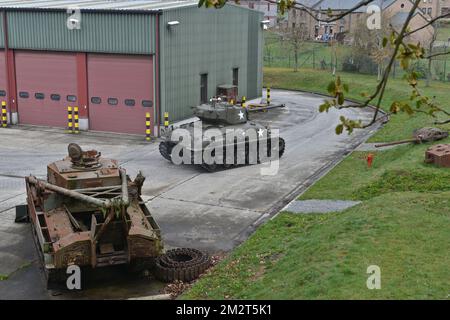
[[155, 248, 211, 283], [201, 149, 219, 172], [201, 163, 218, 172], [159, 141, 175, 162]]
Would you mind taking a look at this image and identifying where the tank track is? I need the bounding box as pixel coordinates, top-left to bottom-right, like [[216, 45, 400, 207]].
[[159, 137, 286, 172], [155, 248, 210, 282]]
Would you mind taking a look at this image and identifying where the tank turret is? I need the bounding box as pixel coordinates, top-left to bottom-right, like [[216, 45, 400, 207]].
[[192, 98, 248, 125]]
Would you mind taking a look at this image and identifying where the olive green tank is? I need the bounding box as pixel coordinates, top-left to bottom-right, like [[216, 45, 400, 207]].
[[159, 98, 285, 172]]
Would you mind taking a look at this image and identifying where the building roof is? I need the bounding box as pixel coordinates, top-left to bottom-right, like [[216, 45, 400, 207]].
[[0, 0, 199, 12]]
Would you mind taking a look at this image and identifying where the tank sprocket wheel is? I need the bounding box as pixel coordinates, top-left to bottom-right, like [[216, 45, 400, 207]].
[[159, 141, 175, 162], [155, 248, 211, 283], [278, 137, 286, 158]]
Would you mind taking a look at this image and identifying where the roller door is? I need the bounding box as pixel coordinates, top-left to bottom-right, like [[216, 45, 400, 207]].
[[87, 54, 154, 135], [15, 51, 78, 128]]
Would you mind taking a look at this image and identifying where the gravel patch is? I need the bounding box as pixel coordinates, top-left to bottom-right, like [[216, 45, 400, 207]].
[[285, 199, 361, 214]]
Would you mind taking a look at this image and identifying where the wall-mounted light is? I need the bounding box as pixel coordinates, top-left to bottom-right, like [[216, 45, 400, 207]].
[[261, 20, 270, 30], [167, 20, 180, 28]]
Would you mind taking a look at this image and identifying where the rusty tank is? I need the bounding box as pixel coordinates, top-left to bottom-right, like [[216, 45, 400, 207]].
[[17, 143, 209, 288], [375, 127, 448, 148]]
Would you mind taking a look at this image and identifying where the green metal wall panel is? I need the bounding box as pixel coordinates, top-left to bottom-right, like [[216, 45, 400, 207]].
[[0, 13, 4, 48], [247, 10, 263, 99], [7, 11, 156, 54], [159, 5, 263, 122]]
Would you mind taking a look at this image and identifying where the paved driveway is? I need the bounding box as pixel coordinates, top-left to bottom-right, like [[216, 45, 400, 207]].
[[0, 90, 380, 299]]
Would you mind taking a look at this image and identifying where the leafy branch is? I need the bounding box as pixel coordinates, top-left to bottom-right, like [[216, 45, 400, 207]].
[[198, 0, 450, 134]]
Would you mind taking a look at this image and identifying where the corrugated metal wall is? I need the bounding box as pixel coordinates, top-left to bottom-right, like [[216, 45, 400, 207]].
[[7, 11, 156, 54], [247, 11, 263, 99], [159, 5, 263, 121], [0, 13, 4, 48]]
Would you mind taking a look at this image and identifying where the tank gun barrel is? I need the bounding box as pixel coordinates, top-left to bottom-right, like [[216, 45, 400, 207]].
[[27, 176, 115, 208], [375, 139, 418, 148], [120, 168, 129, 206]]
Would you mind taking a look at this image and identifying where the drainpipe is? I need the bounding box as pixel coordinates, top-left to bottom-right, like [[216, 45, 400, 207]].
[[155, 11, 162, 137]]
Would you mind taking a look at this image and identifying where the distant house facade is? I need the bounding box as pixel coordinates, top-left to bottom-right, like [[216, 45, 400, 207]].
[[418, 0, 450, 18], [288, 0, 435, 46], [238, 0, 279, 26]]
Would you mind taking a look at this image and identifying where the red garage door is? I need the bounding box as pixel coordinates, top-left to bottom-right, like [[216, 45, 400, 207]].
[[0, 50, 7, 103], [88, 54, 154, 135], [15, 51, 77, 128]]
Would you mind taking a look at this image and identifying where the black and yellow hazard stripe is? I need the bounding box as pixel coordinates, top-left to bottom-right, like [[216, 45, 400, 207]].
[[1, 101, 7, 128], [241, 96, 246, 108], [164, 112, 169, 129], [67, 106, 73, 133], [145, 112, 151, 141], [74, 106, 79, 134], [267, 87, 271, 105]]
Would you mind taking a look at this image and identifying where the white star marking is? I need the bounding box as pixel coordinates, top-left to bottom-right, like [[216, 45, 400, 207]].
[[258, 128, 264, 137], [238, 111, 244, 120]]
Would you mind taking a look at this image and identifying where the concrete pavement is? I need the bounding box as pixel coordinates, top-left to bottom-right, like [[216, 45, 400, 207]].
[[0, 89, 380, 299]]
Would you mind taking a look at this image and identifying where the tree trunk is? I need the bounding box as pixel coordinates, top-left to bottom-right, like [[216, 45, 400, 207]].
[[294, 50, 298, 72]]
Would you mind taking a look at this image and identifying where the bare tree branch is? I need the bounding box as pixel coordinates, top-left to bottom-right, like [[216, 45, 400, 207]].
[[265, 0, 376, 23], [425, 51, 450, 59], [405, 12, 450, 37]]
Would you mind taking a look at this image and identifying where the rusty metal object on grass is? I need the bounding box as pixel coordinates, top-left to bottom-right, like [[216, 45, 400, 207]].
[[375, 127, 448, 148], [425, 144, 450, 167]]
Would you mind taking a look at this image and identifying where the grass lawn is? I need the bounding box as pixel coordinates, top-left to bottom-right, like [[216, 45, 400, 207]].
[[186, 193, 450, 299], [264, 67, 450, 142], [264, 32, 351, 70], [184, 67, 450, 300]]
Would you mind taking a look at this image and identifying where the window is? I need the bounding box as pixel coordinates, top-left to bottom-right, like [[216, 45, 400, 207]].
[[233, 68, 239, 87], [421, 7, 426, 13], [91, 97, 101, 104], [19, 92, 29, 98], [142, 100, 153, 108], [107, 98, 118, 106], [50, 94, 61, 101], [340, 26, 344, 33], [200, 73, 208, 104], [0, 90, 6, 97], [427, 7, 432, 15], [125, 99, 135, 107], [35, 93, 45, 100], [67, 95, 77, 102]]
